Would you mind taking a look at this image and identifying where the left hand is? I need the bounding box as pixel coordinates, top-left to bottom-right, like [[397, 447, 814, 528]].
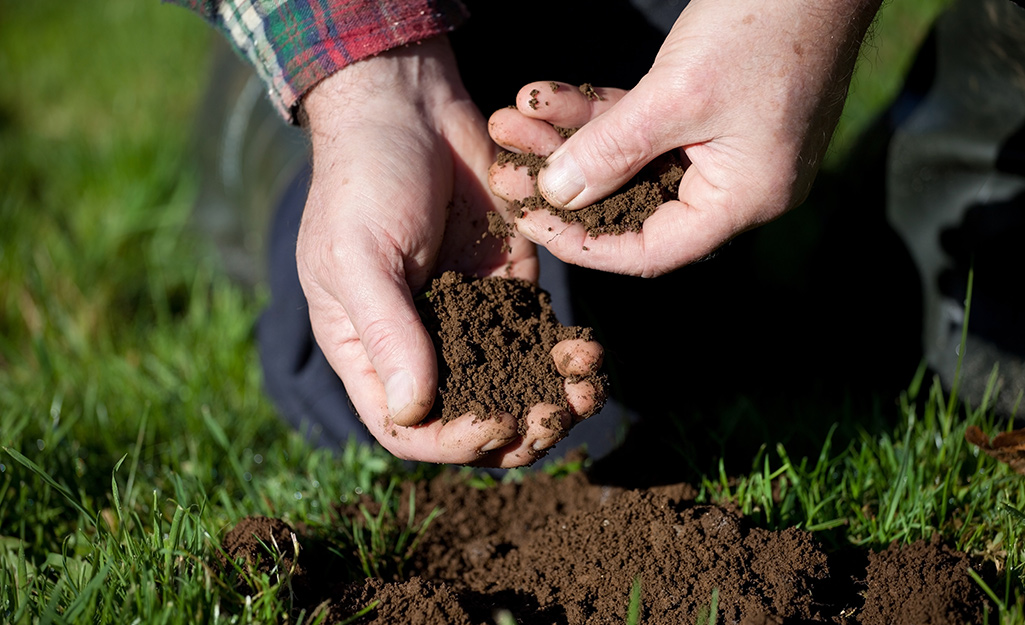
[[297, 37, 602, 467]]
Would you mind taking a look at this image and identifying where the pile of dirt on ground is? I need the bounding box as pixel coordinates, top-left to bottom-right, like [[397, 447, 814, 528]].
[[498, 150, 685, 237], [220, 470, 993, 624], [414, 271, 606, 429]]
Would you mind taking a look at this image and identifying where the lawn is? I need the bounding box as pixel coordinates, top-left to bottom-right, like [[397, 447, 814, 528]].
[[4, 0, 1025, 623]]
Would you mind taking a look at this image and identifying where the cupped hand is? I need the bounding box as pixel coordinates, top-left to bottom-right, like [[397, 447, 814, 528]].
[[297, 36, 601, 467], [489, 0, 881, 277]]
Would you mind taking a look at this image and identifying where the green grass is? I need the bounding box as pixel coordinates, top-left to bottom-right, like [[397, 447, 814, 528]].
[[6, 0, 1025, 623]]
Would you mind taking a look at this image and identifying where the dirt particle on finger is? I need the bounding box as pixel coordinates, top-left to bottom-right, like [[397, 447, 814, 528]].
[[541, 409, 565, 432], [579, 82, 604, 101], [496, 150, 546, 177], [528, 88, 541, 110], [549, 81, 560, 93]]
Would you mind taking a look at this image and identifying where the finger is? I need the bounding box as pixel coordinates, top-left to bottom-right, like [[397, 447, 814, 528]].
[[488, 161, 539, 204], [305, 258, 439, 427], [488, 107, 565, 156], [515, 82, 627, 127], [564, 379, 602, 421], [524, 403, 572, 450], [474, 403, 570, 468], [537, 86, 678, 210], [369, 408, 520, 464], [550, 338, 604, 377]]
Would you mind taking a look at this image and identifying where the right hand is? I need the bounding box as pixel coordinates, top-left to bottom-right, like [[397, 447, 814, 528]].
[[488, 0, 880, 278], [296, 37, 601, 467]]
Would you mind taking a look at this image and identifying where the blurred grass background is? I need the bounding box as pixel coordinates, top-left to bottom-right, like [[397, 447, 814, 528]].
[[1, 2, 212, 378]]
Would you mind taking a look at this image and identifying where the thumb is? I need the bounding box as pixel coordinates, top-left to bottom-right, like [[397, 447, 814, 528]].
[[308, 262, 439, 428], [367, 305, 437, 428], [537, 92, 668, 209]]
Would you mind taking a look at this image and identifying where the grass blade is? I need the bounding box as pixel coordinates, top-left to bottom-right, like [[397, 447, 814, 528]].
[[626, 575, 642, 625], [2, 446, 93, 520]]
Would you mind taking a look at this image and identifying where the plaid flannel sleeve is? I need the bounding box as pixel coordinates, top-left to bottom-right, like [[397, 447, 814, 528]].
[[166, 0, 470, 123]]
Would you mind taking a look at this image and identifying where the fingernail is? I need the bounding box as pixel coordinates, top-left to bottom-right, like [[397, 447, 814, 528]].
[[540, 150, 585, 208], [385, 370, 415, 419], [516, 220, 541, 244], [480, 437, 510, 453]]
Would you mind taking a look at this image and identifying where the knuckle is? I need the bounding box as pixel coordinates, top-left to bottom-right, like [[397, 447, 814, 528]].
[[359, 315, 406, 365], [579, 119, 653, 178]]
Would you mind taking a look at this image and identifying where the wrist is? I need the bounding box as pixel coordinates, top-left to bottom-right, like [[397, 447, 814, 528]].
[[300, 35, 464, 133]]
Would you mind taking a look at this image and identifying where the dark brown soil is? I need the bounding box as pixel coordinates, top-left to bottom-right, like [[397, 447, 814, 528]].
[[499, 150, 685, 237], [415, 271, 606, 431], [220, 515, 306, 597], [220, 471, 993, 625]]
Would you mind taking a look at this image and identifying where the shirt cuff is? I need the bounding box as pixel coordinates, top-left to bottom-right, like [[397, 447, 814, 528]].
[[213, 0, 470, 123]]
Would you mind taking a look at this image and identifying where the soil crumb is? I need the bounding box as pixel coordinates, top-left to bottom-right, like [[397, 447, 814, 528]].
[[579, 82, 604, 101], [498, 150, 685, 237], [528, 88, 541, 110], [221, 471, 991, 625], [415, 271, 606, 431], [485, 210, 514, 252]]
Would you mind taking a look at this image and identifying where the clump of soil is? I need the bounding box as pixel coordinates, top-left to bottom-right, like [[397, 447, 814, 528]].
[[220, 516, 305, 597], [221, 516, 298, 574], [859, 536, 989, 625], [553, 125, 578, 138], [331, 578, 475, 625], [498, 150, 685, 237], [578, 82, 604, 101], [414, 271, 606, 430], [220, 471, 993, 625]]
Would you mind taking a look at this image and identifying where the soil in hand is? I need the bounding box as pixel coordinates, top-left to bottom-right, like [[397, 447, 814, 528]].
[[220, 471, 993, 625], [498, 150, 685, 237], [414, 271, 606, 432]]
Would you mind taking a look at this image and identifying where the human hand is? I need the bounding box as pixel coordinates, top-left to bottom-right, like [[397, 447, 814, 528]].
[[296, 37, 601, 467], [488, 0, 881, 277]]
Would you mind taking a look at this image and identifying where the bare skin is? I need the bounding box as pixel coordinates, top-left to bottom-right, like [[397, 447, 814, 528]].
[[489, 0, 882, 278], [297, 36, 602, 468]]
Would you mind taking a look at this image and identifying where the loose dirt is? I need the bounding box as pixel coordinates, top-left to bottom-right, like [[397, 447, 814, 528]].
[[221, 470, 992, 624], [414, 271, 606, 430], [498, 150, 685, 237]]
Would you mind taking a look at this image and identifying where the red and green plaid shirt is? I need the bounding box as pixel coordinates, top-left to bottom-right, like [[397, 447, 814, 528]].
[[168, 0, 469, 122]]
